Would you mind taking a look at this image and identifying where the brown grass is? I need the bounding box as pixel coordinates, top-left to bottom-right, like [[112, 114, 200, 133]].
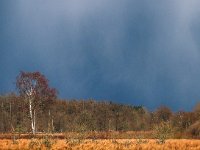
[[0, 131, 154, 139], [0, 139, 200, 150]]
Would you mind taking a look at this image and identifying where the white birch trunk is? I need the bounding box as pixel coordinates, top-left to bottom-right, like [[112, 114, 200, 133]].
[[27, 87, 36, 135], [52, 118, 54, 133], [33, 109, 36, 135], [29, 98, 35, 135]]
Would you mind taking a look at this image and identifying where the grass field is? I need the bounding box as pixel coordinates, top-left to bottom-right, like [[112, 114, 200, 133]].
[[0, 139, 200, 150]]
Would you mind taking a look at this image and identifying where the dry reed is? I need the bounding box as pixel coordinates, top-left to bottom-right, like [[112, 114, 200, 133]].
[[0, 139, 200, 150]]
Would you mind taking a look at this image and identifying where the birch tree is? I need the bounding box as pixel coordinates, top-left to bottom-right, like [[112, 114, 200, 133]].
[[16, 71, 57, 135]]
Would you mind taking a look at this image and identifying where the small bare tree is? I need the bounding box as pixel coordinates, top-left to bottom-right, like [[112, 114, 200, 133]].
[[16, 71, 57, 135]]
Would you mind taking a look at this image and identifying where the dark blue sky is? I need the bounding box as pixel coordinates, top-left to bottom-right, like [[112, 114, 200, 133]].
[[1, 0, 200, 111]]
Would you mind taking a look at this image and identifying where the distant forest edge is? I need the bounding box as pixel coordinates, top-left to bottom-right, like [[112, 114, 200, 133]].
[[0, 71, 200, 139]]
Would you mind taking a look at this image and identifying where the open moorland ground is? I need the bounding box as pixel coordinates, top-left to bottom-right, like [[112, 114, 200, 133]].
[[0, 139, 200, 150], [0, 132, 199, 150]]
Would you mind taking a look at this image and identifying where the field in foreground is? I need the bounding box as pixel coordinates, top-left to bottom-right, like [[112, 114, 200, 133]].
[[0, 139, 200, 150]]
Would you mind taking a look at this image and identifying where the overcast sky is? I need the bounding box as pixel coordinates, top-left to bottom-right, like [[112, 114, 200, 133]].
[[1, 0, 200, 111]]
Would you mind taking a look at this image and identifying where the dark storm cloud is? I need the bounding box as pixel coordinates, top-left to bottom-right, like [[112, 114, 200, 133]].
[[1, 0, 200, 110]]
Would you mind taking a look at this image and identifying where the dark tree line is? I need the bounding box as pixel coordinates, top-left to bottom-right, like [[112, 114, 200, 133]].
[[0, 94, 150, 133], [0, 71, 200, 138], [0, 94, 200, 137]]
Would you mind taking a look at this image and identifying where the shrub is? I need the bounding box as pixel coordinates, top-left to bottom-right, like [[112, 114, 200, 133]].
[[42, 135, 54, 150], [154, 121, 173, 144], [28, 138, 41, 149], [186, 121, 200, 138]]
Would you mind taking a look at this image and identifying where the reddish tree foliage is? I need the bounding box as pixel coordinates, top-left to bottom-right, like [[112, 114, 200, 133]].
[[16, 71, 57, 110], [16, 71, 57, 134]]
